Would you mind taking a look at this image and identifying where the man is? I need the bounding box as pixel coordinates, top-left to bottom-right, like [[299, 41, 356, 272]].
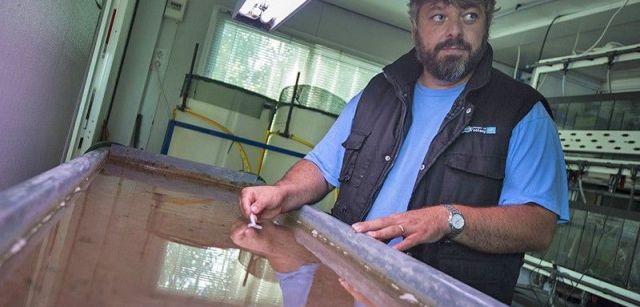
[[239, 0, 569, 303]]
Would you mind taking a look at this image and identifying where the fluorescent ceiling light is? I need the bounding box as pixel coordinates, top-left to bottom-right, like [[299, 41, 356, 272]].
[[233, 0, 310, 31]]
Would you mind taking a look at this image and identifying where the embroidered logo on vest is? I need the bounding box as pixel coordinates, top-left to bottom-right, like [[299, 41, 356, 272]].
[[463, 126, 497, 134]]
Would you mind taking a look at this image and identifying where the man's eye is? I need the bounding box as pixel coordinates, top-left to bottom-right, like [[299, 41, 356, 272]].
[[462, 12, 478, 23], [431, 14, 445, 22]]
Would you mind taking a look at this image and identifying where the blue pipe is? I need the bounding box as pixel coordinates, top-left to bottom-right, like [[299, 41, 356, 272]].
[[163, 120, 306, 158]]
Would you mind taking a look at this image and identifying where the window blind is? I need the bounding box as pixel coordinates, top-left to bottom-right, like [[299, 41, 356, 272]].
[[204, 17, 383, 114]]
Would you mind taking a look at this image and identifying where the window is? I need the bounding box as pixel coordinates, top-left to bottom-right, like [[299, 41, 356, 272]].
[[204, 17, 383, 114]]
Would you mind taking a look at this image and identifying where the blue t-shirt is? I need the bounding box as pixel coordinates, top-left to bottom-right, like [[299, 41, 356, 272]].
[[306, 82, 569, 223]]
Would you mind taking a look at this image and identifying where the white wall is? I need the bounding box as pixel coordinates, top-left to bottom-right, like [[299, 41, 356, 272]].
[[107, 0, 167, 146], [0, 1, 100, 189]]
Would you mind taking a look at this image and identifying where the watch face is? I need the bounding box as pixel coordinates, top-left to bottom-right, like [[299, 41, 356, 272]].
[[452, 214, 464, 229]]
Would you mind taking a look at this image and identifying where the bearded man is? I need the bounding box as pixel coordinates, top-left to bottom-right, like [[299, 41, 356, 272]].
[[239, 0, 569, 303]]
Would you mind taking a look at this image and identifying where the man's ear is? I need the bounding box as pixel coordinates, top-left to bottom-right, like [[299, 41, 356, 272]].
[[411, 22, 417, 38]]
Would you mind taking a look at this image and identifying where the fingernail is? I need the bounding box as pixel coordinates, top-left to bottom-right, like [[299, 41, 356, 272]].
[[352, 224, 361, 232]]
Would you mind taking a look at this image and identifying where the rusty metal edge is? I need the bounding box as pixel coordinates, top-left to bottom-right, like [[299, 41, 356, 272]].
[[285, 205, 506, 307], [0, 148, 109, 258]]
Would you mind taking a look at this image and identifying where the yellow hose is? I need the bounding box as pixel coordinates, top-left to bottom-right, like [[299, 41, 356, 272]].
[[289, 134, 314, 149], [255, 130, 316, 176], [256, 129, 271, 176], [181, 108, 253, 173]]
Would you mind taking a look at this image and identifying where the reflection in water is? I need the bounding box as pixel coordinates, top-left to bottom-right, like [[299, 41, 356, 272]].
[[1, 164, 352, 307], [1, 167, 289, 307], [228, 219, 353, 307], [157, 243, 282, 306]]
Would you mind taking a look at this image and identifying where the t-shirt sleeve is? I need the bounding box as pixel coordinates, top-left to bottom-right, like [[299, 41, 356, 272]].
[[499, 102, 570, 223], [304, 92, 362, 188]]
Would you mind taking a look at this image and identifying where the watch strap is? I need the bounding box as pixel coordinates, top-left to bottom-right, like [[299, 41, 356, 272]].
[[444, 204, 464, 239]]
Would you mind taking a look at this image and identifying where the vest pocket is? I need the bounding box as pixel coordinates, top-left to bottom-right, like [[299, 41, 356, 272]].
[[444, 153, 505, 179], [338, 131, 369, 185], [441, 153, 505, 204]]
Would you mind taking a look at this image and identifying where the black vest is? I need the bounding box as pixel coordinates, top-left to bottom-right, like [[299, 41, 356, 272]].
[[331, 46, 550, 304]]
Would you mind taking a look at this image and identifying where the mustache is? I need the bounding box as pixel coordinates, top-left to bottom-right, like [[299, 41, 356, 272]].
[[435, 37, 471, 52]]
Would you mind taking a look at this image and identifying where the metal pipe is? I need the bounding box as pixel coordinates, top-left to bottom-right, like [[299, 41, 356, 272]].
[[284, 206, 505, 306], [528, 45, 640, 69], [566, 159, 640, 172]]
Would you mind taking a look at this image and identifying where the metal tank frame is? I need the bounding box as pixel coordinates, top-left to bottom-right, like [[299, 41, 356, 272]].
[[0, 145, 503, 306]]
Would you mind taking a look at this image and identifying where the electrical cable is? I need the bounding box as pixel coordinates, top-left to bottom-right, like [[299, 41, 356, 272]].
[[95, 0, 103, 10], [607, 65, 613, 94], [562, 72, 567, 96], [144, 62, 176, 151], [536, 74, 549, 90], [564, 214, 615, 302], [151, 61, 253, 173], [577, 176, 588, 205], [627, 168, 637, 210], [537, 14, 565, 62], [182, 109, 254, 173], [580, 0, 631, 55], [571, 31, 581, 55], [513, 45, 521, 79], [525, 256, 549, 306], [153, 62, 174, 119]]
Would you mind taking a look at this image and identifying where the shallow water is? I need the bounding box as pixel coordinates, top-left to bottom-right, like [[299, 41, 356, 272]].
[[0, 163, 353, 307]]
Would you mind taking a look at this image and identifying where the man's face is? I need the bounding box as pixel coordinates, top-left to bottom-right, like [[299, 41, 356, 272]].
[[412, 2, 488, 83]]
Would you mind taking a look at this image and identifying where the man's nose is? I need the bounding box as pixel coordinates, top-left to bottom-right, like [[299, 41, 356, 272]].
[[444, 18, 463, 38]]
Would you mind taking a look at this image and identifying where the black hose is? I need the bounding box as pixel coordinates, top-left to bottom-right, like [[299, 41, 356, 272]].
[[537, 15, 565, 62]]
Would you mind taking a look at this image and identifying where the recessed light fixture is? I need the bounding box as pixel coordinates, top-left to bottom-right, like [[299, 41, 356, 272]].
[[233, 0, 310, 31]]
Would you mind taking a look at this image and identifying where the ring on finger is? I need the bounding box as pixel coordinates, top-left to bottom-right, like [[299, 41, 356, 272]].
[[398, 224, 406, 235]]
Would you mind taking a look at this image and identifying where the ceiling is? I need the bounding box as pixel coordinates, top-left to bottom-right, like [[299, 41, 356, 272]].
[[319, 0, 640, 76]]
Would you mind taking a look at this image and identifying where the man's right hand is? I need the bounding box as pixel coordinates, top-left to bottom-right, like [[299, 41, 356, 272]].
[[238, 159, 332, 222], [239, 185, 286, 221]]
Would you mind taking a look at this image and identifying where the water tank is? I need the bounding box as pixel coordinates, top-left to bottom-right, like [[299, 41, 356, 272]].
[[260, 85, 345, 212]]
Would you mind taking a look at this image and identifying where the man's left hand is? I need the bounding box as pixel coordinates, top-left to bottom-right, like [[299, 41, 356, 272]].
[[351, 206, 450, 251]]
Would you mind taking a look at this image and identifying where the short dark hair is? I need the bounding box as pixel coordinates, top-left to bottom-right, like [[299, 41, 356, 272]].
[[409, 0, 498, 29]]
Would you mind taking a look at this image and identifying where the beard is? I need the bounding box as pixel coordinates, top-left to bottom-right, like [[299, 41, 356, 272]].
[[414, 33, 486, 83]]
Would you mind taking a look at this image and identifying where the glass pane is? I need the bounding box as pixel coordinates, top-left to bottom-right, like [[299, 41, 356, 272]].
[[551, 103, 569, 129], [628, 223, 640, 291], [564, 101, 601, 130], [593, 100, 615, 130], [587, 216, 624, 284], [574, 212, 606, 272], [556, 209, 587, 268], [615, 220, 640, 288], [541, 221, 570, 262], [609, 100, 640, 130]]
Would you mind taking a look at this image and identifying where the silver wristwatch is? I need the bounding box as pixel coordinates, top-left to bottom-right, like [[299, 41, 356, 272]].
[[444, 204, 465, 239]]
